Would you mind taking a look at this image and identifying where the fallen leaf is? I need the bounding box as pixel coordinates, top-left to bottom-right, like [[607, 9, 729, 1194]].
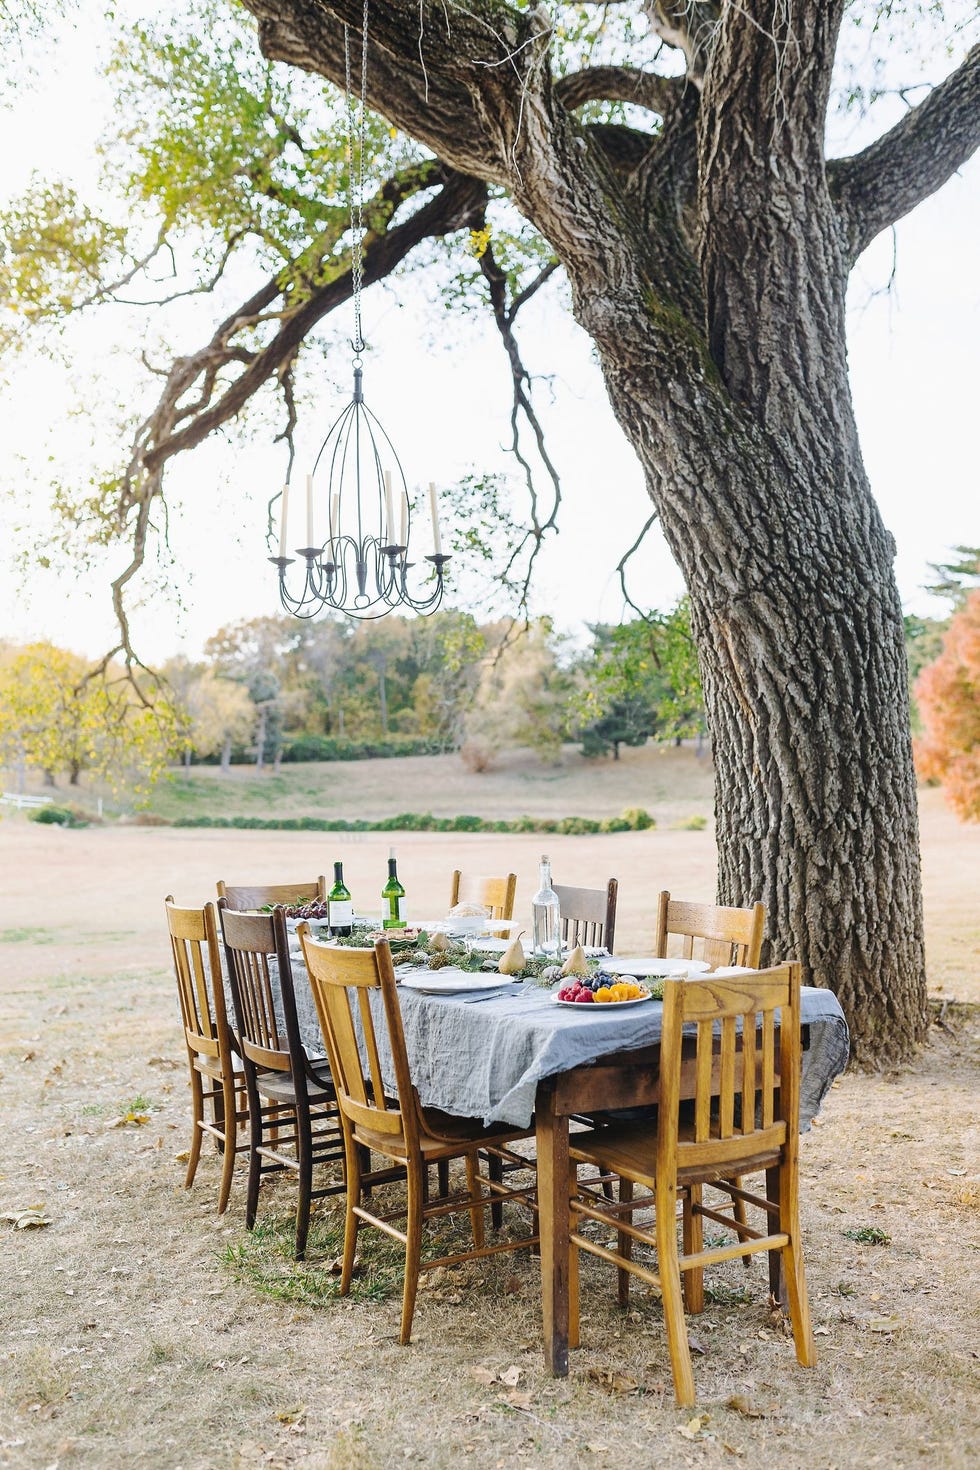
[[587, 1367, 640, 1396], [468, 1366, 497, 1386], [1, 1208, 52, 1230], [813, 1325, 831, 1336], [275, 1404, 306, 1425], [498, 1390, 534, 1409], [677, 1412, 710, 1440], [499, 1365, 522, 1388], [726, 1395, 767, 1418], [503, 1274, 522, 1295], [174, 1150, 190, 1163], [866, 1315, 903, 1333], [106, 1112, 150, 1129]]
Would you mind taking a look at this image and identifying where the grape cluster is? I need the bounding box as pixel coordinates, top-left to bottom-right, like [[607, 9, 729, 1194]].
[[556, 974, 602, 1003]]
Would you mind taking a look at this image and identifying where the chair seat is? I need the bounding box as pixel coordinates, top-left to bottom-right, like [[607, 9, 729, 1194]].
[[571, 1118, 785, 1188], [255, 1061, 333, 1105], [351, 1109, 530, 1161]]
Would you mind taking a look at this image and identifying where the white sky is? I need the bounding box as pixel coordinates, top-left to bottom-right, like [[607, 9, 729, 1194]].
[[0, 6, 977, 664]]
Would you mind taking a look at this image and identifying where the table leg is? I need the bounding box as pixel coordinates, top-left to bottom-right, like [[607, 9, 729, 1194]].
[[537, 1084, 570, 1377]]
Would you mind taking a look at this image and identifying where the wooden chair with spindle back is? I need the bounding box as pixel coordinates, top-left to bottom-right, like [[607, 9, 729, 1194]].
[[654, 891, 765, 970], [217, 902, 345, 1259], [652, 891, 766, 1301], [554, 879, 619, 953], [298, 929, 538, 1344], [217, 877, 327, 911], [165, 897, 247, 1213], [568, 963, 816, 1407], [449, 870, 517, 921]]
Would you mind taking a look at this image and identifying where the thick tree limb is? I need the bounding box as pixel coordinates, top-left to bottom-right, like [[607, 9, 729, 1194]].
[[555, 64, 681, 116], [829, 44, 980, 263]]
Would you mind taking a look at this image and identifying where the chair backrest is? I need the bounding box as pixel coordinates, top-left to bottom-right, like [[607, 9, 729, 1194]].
[[218, 903, 305, 1080], [654, 891, 765, 970], [449, 870, 517, 920], [299, 932, 419, 1154], [217, 877, 327, 911], [165, 897, 231, 1066], [658, 962, 801, 1174], [554, 880, 619, 952]]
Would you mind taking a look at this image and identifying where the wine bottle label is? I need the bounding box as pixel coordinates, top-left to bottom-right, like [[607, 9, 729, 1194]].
[[396, 897, 406, 920], [329, 900, 354, 926]]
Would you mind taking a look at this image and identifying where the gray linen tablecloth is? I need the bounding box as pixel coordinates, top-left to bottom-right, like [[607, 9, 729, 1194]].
[[284, 955, 849, 1130]]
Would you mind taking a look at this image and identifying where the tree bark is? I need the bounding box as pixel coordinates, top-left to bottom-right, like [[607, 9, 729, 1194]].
[[238, 0, 979, 1063], [220, 736, 232, 775]]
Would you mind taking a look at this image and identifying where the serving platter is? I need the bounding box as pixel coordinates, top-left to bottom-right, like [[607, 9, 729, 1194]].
[[599, 957, 711, 978], [399, 971, 523, 995], [555, 993, 653, 1010]]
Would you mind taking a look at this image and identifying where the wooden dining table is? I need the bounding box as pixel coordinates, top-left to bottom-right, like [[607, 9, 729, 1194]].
[[281, 943, 850, 1377]]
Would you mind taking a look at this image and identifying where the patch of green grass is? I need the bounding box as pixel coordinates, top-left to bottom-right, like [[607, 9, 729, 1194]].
[[673, 814, 708, 831], [704, 1282, 754, 1305], [124, 1093, 153, 1114], [842, 1226, 891, 1246], [221, 1209, 401, 1307], [80, 1102, 104, 1117], [1, 927, 55, 944]]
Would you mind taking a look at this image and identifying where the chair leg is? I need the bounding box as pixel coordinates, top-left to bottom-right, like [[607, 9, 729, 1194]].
[[216, 1074, 239, 1214], [656, 1177, 696, 1408], [400, 1166, 424, 1345], [294, 1104, 314, 1261], [730, 1175, 751, 1268], [682, 1184, 704, 1315], [568, 1157, 580, 1351], [617, 1176, 634, 1309], [777, 1165, 817, 1368], [766, 1165, 786, 1305], [185, 1068, 205, 1188], [487, 1152, 504, 1230], [465, 1152, 486, 1250], [437, 1158, 450, 1200], [244, 1082, 264, 1231], [340, 1139, 362, 1298]]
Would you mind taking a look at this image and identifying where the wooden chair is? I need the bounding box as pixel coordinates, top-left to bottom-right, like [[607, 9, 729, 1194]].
[[654, 891, 765, 969], [554, 879, 618, 953], [654, 892, 766, 1284], [165, 897, 247, 1214], [217, 902, 345, 1259], [217, 877, 327, 911], [449, 870, 517, 921], [567, 963, 816, 1406], [298, 929, 538, 1344]]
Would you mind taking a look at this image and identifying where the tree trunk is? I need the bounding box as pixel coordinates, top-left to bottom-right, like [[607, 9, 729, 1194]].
[[255, 705, 267, 772], [220, 735, 232, 774], [43, 769, 57, 788], [69, 764, 81, 787], [184, 747, 191, 773]]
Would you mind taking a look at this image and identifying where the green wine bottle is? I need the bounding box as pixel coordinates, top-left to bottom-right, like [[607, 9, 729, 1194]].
[[327, 860, 353, 937], [381, 848, 407, 929]]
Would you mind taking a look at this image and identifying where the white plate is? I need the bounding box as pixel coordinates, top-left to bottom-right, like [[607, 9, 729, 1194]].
[[399, 971, 521, 995], [555, 994, 653, 1010], [600, 957, 711, 978]]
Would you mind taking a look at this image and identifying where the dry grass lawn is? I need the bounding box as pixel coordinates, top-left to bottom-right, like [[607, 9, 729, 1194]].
[[0, 778, 977, 1469]]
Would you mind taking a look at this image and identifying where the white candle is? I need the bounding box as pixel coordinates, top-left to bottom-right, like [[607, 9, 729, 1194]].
[[383, 470, 395, 545], [428, 481, 443, 555], [331, 491, 340, 545], [306, 474, 314, 547], [399, 489, 409, 548], [278, 482, 289, 558]]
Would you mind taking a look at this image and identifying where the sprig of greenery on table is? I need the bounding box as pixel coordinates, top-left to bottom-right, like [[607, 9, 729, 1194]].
[[328, 928, 597, 984]]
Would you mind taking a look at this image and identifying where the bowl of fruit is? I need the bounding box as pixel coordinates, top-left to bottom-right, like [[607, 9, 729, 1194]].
[[555, 974, 655, 1007]]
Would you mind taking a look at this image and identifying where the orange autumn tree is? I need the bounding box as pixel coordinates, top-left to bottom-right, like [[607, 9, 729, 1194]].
[[915, 590, 980, 821]]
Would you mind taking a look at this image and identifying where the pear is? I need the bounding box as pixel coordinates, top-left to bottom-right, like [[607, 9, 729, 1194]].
[[498, 931, 526, 975], [428, 931, 450, 954], [561, 943, 589, 978]]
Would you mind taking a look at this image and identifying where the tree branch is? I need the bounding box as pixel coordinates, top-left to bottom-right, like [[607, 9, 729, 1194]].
[[829, 44, 980, 263], [555, 64, 681, 116]]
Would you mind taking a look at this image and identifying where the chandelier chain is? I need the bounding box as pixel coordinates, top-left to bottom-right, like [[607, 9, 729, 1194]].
[[343, 0, 370, 358]]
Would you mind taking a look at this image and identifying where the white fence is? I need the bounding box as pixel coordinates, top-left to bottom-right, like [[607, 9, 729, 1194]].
[[1, 791, 54, 810]]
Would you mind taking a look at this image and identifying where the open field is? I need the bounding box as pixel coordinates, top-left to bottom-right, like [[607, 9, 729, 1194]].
[[0, 782, 977, 1468], [8, 743, 717, 828]]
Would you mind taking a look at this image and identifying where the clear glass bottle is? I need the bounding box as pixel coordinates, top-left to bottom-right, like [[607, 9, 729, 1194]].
[[381, 848, 407, 929], [327, 860, 353, 937], [531, 854, 562, 957]]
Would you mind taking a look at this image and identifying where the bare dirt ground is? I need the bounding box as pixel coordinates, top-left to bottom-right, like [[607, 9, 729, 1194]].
[[0, 785, 977, 1469]]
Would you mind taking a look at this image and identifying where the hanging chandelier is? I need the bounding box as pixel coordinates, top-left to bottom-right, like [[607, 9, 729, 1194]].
[[268, 0, 449, 620]]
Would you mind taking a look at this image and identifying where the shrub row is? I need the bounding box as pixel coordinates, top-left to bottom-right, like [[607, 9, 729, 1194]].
[[191, 735, 449, 766], [171, 807, 657, 836], [30, 804, 92, 828]]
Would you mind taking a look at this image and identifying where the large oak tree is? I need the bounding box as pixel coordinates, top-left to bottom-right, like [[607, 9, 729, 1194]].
[[227, 0, 978, 1062]]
